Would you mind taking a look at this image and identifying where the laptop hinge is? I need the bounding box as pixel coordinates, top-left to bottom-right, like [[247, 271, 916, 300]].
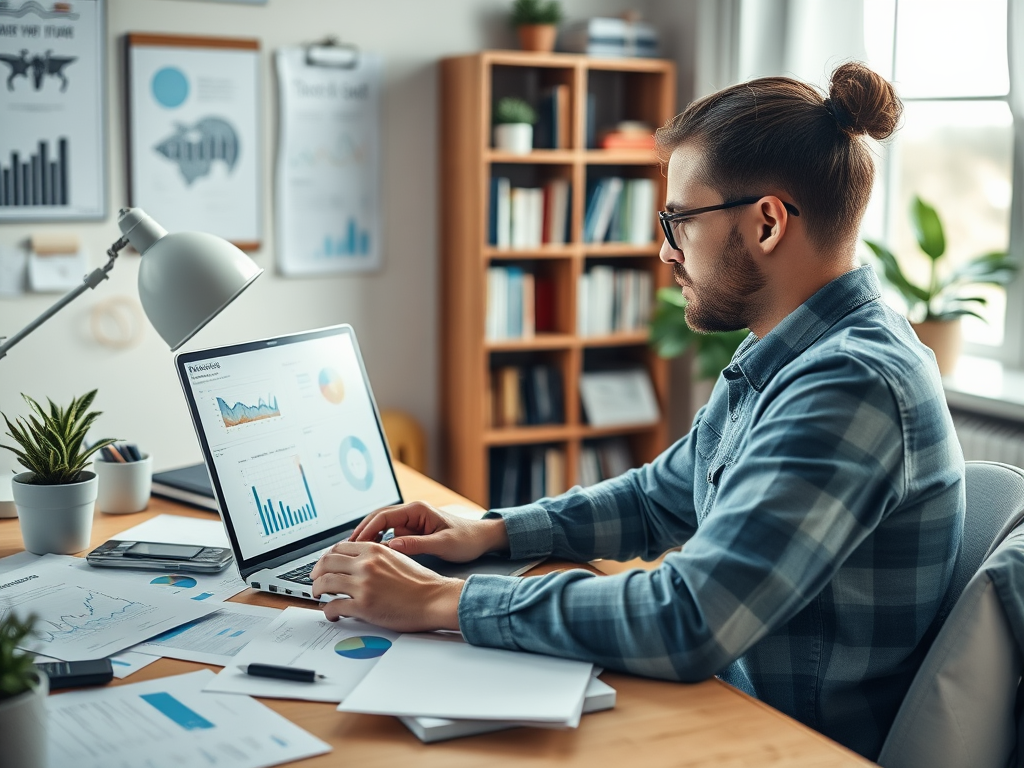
[[237, 535, 346, 581]]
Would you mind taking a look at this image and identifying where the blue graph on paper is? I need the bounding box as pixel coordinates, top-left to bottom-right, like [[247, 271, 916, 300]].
[[36, 587, 150, 644]]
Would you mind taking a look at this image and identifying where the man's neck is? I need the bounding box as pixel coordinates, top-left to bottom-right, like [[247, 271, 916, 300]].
[[748, 257, 859, 339]]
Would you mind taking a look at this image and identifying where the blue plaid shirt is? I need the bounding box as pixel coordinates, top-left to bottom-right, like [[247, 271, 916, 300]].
[[458, 265, 965, 759]]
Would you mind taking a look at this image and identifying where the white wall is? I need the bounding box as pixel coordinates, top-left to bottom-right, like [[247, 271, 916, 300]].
[[0, 0, 695, 484]]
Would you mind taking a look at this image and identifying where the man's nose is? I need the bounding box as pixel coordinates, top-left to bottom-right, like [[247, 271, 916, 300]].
[[659, 237, 681, 264]]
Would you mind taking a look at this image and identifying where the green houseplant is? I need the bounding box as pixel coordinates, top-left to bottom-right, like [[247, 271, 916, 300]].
[[510, 0, 563, 52], [0, 613, 47, 768], [1, 389, 115, 554], [649, 287, 749, 380], [493, 96, 537, 155], [864, 195, 1019, 374]]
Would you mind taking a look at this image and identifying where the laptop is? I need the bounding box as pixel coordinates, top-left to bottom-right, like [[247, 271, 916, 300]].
[[175, 324, 538, 602]]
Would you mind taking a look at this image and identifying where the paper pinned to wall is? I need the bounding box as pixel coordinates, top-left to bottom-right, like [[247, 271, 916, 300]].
[[274, 46, 383, 276]]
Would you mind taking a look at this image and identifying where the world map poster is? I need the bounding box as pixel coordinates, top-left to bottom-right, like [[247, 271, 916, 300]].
[[127, 34, 261, 249]]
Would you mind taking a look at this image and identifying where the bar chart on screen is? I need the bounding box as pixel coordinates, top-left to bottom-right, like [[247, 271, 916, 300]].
[[244, 455, 319, 536]]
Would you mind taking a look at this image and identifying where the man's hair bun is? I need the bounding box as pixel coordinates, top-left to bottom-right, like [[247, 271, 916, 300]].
[[826, 62, 902, 140]]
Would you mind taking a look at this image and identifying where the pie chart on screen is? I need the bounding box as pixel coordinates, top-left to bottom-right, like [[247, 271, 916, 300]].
[[150, 575, 197, 588], [319, 368, 345, 404], [335, 636, 391, 659]]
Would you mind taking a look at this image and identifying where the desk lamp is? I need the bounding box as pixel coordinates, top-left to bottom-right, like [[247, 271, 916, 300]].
[[0, 207, 263, 360]]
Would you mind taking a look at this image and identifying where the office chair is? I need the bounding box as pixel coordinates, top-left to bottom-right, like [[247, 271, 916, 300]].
[[380, 409, 428, 474], [877, 461, 1024, 768]]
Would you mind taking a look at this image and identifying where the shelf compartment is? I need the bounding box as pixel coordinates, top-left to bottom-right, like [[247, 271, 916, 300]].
[[580, 331, 651, 348], [487, 333, 576, 352], [487, 149, 577, 164], [484, 425, 575, 446]]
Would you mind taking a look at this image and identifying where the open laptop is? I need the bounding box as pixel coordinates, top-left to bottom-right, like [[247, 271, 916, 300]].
[[175, 324, 538, 601]]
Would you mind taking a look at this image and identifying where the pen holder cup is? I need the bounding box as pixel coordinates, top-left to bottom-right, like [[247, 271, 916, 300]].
[[95, 454, 153, 514]]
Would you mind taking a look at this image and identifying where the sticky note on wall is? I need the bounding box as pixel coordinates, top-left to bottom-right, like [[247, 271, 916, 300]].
[[27, 233, 87, 292]]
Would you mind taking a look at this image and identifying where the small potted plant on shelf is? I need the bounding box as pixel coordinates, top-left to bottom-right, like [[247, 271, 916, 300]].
[[1, 389, 116, 554], [649, 287, 748, 380], [0, 613, 47, 768], [864, 195, 1019, 375], [493, 96, 537, 155], [510, 0, 563, 53]]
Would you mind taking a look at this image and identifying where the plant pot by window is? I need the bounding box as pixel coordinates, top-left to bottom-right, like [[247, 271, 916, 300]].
[[494, 123, 534, 155], [911, 318, 962, 376], [517, 23, 557, 52], [12, 470, 97, 554], [0, 668, 48, 768]]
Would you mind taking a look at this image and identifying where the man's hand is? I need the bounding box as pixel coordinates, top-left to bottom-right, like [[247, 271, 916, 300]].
[[311, 541, 463, 632], [350, 501, 509, 562]]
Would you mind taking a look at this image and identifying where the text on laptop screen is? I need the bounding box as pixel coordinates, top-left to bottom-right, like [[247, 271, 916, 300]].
[[181, 332, 400, 562]]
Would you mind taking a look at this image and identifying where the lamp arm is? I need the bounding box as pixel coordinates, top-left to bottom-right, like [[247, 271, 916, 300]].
[[0, 235, 130, 362]]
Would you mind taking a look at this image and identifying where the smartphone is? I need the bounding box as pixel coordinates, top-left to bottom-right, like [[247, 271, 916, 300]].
[[86, 539, 233, 573]]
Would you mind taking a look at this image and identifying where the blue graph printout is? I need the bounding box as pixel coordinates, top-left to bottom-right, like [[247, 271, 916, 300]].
[[141, 692, 215, 730]]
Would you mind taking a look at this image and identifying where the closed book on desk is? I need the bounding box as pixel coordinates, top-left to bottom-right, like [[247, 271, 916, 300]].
[[151, 463, 217, 511]]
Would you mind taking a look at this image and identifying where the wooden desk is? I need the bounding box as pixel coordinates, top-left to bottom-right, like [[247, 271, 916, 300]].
[[0, 463, 873, 767]]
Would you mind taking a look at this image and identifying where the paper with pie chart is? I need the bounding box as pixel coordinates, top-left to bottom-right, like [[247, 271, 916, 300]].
[[205, 606, 399, 702]]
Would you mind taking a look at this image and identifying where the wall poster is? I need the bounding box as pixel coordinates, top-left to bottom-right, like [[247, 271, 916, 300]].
[[0, 0, 106, 221], [126, 34, 261, 249]]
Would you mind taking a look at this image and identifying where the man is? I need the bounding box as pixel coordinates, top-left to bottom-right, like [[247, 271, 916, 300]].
[[311, 62, 964, 759]]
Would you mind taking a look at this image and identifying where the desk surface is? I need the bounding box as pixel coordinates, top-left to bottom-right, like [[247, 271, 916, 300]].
[[0, 463, 873, 767]]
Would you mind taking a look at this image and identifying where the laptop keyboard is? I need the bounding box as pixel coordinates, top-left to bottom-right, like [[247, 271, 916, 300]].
[[278, 560, 317, 585]]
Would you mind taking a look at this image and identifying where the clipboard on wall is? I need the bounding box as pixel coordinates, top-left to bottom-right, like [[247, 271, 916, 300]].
[[274, 38, 383, 276]]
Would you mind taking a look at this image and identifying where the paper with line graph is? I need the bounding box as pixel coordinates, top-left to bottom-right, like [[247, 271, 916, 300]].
[[0, 555, 218, 661]]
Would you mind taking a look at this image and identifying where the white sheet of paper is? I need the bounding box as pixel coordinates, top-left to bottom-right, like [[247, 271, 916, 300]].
[[65, 555, 248, 604], [0, 549, 53, 573], [338, 633, 593, 725], [112, 513, 230, 547], [337, 630, 593, 729], [28, 249, 89, 292], [0, 555, 219, 661], [46, 670, 330, 768], [204, 606, 398, 702], [133, 603, 280, 666], [109, 650, 163, 679]]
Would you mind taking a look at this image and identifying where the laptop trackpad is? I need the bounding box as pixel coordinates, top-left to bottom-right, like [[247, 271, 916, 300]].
[[409, 552, 541, 579]]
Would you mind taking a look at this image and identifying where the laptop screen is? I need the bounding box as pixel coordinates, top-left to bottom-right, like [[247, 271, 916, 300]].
[[175, 325, 402, 573]]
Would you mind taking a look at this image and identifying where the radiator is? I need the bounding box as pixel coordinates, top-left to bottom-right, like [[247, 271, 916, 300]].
[[950, 409, 1024, 469]]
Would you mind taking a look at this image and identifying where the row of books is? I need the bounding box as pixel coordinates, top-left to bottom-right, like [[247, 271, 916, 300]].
[[533, 84, 571, 150], [484, 266, 555, 340], [489, 445, 568, 509], [578, 438, 634, 488], [577, 267, 653, 337], [488, 178, 571, 249], [583, 177, 656, 244], [489, 364, 565, 428]]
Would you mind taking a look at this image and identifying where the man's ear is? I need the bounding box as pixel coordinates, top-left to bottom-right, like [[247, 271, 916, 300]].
[[751, 196, 789, 255]]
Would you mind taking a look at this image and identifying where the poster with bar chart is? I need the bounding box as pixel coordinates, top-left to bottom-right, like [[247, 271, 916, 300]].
[[0, 0, 105, 220], [275, 47, 382, 275]]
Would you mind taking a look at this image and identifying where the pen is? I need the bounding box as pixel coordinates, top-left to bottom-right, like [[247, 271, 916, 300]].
[[237, 663, 325, 683]]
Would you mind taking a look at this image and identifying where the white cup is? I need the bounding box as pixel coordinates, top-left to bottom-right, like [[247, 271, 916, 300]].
[[95, 454, 153, 514]]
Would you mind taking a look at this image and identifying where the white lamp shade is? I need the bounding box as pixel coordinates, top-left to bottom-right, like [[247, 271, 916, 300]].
[[136, 230, 263, 350]]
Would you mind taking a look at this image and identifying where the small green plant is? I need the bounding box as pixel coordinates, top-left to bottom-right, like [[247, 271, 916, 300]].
[[494, 96, 537, 125], [1, 389, 116, 485], [510, 0, 563, 26], [0, 612, 38, 700], [864, 195, 1019, 323], [649, 288, 749, 380]]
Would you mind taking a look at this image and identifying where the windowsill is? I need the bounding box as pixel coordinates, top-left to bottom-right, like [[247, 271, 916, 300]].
[[942, 355, 1024, 423]]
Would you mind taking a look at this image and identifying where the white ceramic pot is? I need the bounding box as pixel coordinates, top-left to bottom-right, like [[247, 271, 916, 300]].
[[0, 669, 48, 768], [12, 470, 97, 554], [95, 454, 153, 514], [494, 123, 534, 155]]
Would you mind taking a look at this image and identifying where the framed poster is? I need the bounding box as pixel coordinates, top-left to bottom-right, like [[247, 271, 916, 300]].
[[0, 0, 106, 221], [126, 34, 261, 249], [274, 45, 382, 275]]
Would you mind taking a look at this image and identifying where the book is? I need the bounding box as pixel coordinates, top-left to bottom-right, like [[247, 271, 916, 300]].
[[535, 275, 555, 333], [150, 463, 217, 511], [579, 369, 661, 427], [494, 177, 511, 249], [544, 447, 566, 497]]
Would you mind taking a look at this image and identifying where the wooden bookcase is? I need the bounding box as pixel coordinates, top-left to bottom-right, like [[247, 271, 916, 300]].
[[440, 50, 676, 507]]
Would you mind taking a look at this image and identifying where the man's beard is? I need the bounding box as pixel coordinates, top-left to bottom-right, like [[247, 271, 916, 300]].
[[673, 225, 767, 333]]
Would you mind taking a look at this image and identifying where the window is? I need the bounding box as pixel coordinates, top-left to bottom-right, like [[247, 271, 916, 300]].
[[863, 0, 1022, 363]]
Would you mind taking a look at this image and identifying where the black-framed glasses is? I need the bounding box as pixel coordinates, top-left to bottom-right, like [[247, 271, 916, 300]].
[[658, 196, 800, 251]]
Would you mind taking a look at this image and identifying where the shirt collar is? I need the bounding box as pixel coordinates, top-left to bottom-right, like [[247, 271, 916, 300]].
[[730, 265, 882, 391]]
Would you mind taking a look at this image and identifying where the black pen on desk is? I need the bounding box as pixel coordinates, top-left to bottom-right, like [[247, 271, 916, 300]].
[[238, 663, 325, 683]]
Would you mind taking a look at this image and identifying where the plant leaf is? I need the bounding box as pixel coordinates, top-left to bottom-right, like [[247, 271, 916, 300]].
[[930, 308, 987, 322], [911, 196, 945, 261], [863, 239, 930, 304]]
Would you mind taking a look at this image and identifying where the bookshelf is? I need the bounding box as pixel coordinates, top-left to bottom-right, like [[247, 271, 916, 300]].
[[440, 50, 676, 507]]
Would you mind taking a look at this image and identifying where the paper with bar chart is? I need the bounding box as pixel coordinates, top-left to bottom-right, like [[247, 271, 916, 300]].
[[275, 47, 382, 274], [205, 606, 399, 702], [134, 603, 281, 666], [181, 330, 401, 562], [0, 555, 218, 661], [0, 0, 105, 220]]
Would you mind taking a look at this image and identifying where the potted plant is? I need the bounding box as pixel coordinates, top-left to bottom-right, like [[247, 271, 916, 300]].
[[864, 196, 1019, 375], [649, 287, 749, 380], [493, 96, 537, 155], [510, 0, 563, 53], [0, 613, 47, 768], [1, 389, 116, 554]]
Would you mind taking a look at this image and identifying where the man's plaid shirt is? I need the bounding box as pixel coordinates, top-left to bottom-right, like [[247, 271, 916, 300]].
[[458, 265, 965, 759]]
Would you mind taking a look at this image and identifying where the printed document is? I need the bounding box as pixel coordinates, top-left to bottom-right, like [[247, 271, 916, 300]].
[[134, 603, 281, 666]]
